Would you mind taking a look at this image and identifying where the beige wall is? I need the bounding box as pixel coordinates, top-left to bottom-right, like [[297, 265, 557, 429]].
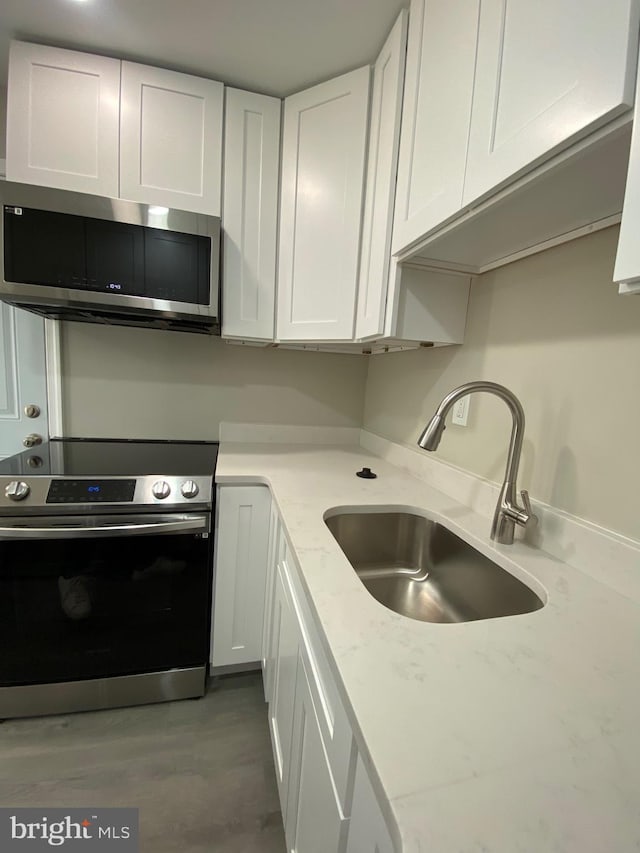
[[45, 226, 640, 541], [363, 227, 640, 542], [61, 324, 367, 440]]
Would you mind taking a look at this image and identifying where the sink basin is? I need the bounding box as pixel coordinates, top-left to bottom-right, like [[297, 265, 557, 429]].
[[325, 511, 544, 623]]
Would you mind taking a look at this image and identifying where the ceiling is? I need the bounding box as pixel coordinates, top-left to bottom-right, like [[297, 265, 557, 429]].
[[0, 0, 407, 97]]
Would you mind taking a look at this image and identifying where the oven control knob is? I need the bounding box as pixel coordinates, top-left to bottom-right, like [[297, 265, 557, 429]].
[[181, 480, 199, 499], [152, 480, 171, 500], [5, 480, 30, 501]]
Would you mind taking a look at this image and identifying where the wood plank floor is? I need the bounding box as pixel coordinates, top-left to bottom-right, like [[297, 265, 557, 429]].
[[0, 672, 285, 852]]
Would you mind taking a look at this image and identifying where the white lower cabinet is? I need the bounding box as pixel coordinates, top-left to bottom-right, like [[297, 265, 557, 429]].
[[258, 505, 396, 852], [346, 756, 395, 853], [268, 557, 300, 811], [212, 489, 395, 849], [285, 649, 349, 853], [261, 501, 283, 700], [210, 486, 271, 668]]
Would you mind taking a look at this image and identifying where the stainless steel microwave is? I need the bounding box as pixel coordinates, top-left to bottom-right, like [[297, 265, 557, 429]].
[[0, 180, 221, 334]]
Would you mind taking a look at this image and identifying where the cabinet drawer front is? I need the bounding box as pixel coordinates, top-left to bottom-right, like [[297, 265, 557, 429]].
[[6, 41, 120, 196], [280, 544, 356, 815]]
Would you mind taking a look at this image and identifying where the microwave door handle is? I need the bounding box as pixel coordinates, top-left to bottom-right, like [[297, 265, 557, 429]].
[[0, 517, 209, 539]]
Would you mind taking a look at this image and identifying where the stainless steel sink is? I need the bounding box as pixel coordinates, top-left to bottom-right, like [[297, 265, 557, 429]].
[[325, 511, 544, 623]]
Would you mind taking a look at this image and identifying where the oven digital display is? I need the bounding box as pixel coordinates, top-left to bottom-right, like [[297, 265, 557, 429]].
[[46, 479, 137, 503]]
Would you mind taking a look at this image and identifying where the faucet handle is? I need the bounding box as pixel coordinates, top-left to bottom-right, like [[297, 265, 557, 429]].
[[520, 490, 537, 527]]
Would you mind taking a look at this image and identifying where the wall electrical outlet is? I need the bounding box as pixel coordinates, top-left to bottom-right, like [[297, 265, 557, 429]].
[[452, 395, 470, 427]]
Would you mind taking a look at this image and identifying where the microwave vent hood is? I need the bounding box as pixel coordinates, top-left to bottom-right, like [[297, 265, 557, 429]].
[[0, 180, 221, 335]]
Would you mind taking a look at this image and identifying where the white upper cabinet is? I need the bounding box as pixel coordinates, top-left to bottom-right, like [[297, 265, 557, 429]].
[[120, 62, 223, 215], [391, 0, 480, 256], [356, 10, 408, 340], [382, 261, 470, 345], [222, 88, 281, 339], [614, 54, 640, 294], [277, 67, 370, 342], [6, 41, 120, 196], [463, 0, 639, 206], [6, 41, 224, 215]]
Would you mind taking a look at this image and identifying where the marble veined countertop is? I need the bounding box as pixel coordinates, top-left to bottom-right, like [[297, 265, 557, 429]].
[[216, 442, 640, 853]]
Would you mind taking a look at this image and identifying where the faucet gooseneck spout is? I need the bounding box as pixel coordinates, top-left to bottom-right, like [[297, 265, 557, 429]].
[[418, 381, 536, 545]]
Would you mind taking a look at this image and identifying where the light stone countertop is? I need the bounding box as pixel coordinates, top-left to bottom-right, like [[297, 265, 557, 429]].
[[216, 442, 640, 853]]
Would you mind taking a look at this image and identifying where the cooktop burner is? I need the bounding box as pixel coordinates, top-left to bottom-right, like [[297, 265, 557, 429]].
[[0, 438, 219, 477]]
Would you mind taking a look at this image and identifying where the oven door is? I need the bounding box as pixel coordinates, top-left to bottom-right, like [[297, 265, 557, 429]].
[[0, 513, 212, 688]]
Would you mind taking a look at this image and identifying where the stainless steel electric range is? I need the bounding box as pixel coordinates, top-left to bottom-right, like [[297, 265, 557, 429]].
[[0, 438, 218, 719]]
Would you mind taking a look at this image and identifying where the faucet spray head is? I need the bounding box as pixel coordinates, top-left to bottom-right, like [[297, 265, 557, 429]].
[[417, 414, 446, 451]]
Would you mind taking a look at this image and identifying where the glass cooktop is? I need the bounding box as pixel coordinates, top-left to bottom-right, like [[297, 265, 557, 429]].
[[0, 439, 219, 478]]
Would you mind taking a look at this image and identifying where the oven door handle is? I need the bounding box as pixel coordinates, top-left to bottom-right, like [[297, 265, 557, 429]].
[[0, 516, 209, 539]]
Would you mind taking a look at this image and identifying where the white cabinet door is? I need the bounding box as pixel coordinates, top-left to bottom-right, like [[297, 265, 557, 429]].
[[615, 55, 640, 292], [285, 650, 349, 853], [262, 503, 283, 701], [463, 0, 639, 206], [391, 0, 479, 255], [268, 557, 300, 816], [356, 10, 408, 340], [346, 756, 395, 853], [211, 486, 271, 667], [277, 67, 370, 341], [222, 89, 281, 339], [6, 41, 120, 196], [120, 62, 223, 215]]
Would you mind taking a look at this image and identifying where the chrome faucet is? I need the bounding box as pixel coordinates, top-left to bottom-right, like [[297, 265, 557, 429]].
[[418, 381, 536, 545]]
